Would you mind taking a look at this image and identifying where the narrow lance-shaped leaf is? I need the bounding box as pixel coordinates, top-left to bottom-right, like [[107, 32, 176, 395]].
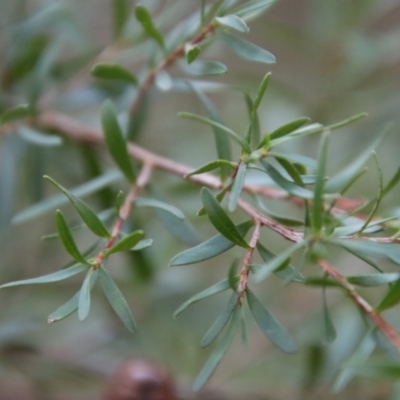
[[18, 126, 63, 147], [135, 4, 165, 49], [91, 63, 137, 85], [312, 132, 329, 235], [184, 160, 236, 178], [220, 31, 275, 64], [197, 185, 231, 216], [55, 210, 91, 265], [99, 267, 137, 332], [347, 273, 400, 287], [48, 290, 80, 323], [189, 83, 232, 180], [321, 287, 336, 344], [376, 279, 400, 312], [231, 0, 276, 19], [0, 264, 87, 289], [228, 162, 247, 212], [104, 230, 145, 256], [269, 117, 311, 140], [78, 268, 98, 321], [215, 15, 249, 32], [246, 288, 297, 353], [45, 176, 111, 238], [193, 308, 239, 392], [1, 104, 32, 124], [275, 156, 304, 187], [113, 0, 130, 38], [180, 60, 227, 76], [255, 242, 304, 282], [178, 112, 252, 153], [201, 187, 250, 249], [134, 198, 185, 220], [174, 279, 232, 318], [201, 292, 238, 347], [170, 219, 254, 266], [101, 100, 136, 184]]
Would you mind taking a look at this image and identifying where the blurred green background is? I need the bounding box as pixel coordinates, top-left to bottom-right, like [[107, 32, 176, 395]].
[[1, 1, 400, 399]]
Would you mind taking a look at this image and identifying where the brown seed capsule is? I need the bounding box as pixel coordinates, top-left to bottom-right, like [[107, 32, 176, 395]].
[[105, 359, 176, 400]]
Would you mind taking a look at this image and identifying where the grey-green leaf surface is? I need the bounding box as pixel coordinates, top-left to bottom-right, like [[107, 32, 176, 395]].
[[0, 264, 87, 289], [269, 117, 311, 140], [193, 308, 238, 392], [135, 4, 165, 49], [328, 239, 400, 265], [113, 0, 130, 38], [325, 123, 389, 193], [174, 279, 231, 318], [201, 292, 238, 347], [101, 100, 135, 183], [104, 230, 145, 256], [91, 63, 137, 84], [178, 112, 251, 152], [274, 156, 304, 187], [78, 268, 98, 321], [189, 83, 232, 180], [181, 60, 227, 76], [99, 267, 136, 332], [228, 162, 246, 212], [312, 132, 329, 234], [134, 198, 184, 220], [48, 290, 80, 323], [45, 176, 111, 239], [256, 242, 304, 282], [131, 238, 153, 251], [246, 289, 297, 353], [220, 32, 275, 64], [231, 0, 276, 19], [55, 210, 91, 265], [170, 219, 254, 266], [13, 169, 123, 224], [185, 160, 235, 178], [201, 187, 250, 249], [377, 279, 400, 312], [255, 197, 304, 227], [18, 126, 63, 147], [186, 45, 201, 63], [347, 273, 400, 287], [215, 15, 249, 32], [260, 160, 314, 199], [1, 104, 32, 124], [321, 288, 336, 344]]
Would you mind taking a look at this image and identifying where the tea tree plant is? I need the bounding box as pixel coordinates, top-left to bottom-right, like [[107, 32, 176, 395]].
[[1, 0, 400, 394]]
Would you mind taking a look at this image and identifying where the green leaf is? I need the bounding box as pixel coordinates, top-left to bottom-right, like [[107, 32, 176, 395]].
[[184, 160, 235, 178], [321, 288, 336, 344], [377, 279, 400, 312], [174, 279, 231, 318], [228, 162, 247, 212], [333, 332, 376, 392], [325, 123, 389, 193], [260, 160, 314, 199], [269, 117, 310, 140], [99, 267, 137, 332], [0, 264, 87, 289], [181, 60, 227, 76], [347, 273, 400, 287], [186, 45, 201, 64], [18, 126, 63, 147], [1, 104, 32, 124], [220, 31, 275, 64], [45, 176, 111, 239], [382, 167, 400, 197], [197, 185, 231, 216], [215, 15, 249, 32], [113, 0, 130, 38], [246, 289, 297, 353], [257, 242, 305, 282], [345, 363, 400, 380], [255, 197, 304, 227], [231, 0, 276, 19], [332, 217, 393, 237], [48, 291, 80, 323], [170, 220, 254, 266], [339, 246, 383, 273], [135, 4, 165, 49], [55, 210, 91, 265], [188, 84, 232, 180], [104, 230, 145, 256], [134, 198, 184, 220], [178, 112, 252, 153], [274, 156, 304, 187], [91, 63, 137, 85], [193, 308, 238, 392], [78, 268, 98, 321], [269, 152, 317, 170], [101, 100, 136, 184], [131, 238, 153, 251], [255, 242, 304, 282], [312, 132, 329, 235], [201, 187, 251, 249], [201, 292, 238, 347]]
